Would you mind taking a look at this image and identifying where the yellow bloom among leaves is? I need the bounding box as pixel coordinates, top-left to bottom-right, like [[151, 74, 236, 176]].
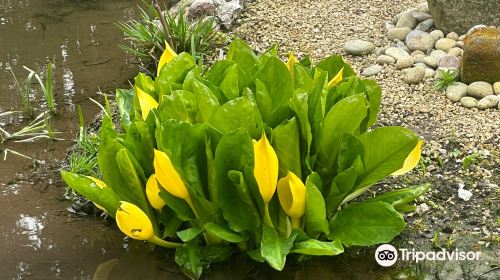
[[327, 67, 344, 88], [286, 53, 299, 74], [277, 171, 306, 221], [86, 176, 108, 212], [253, 133, 279, 204], [146, 174, 167, 210], [157, 41, 177, 76], [136, 87, 158, 120], [392, 140, 424, 176], [116, 201, 155, 241], [153, 149, 189, 200]]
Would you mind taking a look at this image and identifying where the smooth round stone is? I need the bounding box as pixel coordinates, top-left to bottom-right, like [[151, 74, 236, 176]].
[[435, 38, 456, 52], [385, 47, 410, 60], [455, 41, 464, 48], [388, 27, 411, 41], [446, 32, 459, 41], [344, 39, 376, 55], [460, 96, 478, 108], [396, 56, 415, 70], [403, 67, 426, 84], [430, 49, 447, 61], [373, 47, 386, 56], [430, 30, 445, 41], [415, 19, 434, 32], [411, 11, 433, 22], [446, 82, 468, 102], [396, 40, 410, 52], [493, 82, 500, 95], [423, 56, 438, 68], [467, 24, 487, 36], [438, 55, 460, 68], [405, 30, 435, 52], [424, 68, 435, 78], [396, 13, 418, 29], [467, 81, 494, 98], [417, 2, 429, 13], [385, 21, 395, 31], [376, 55, 396, 65], [448, 47, 463, 57], [361, 65, 383, 77], [412, 51, 426, 63], [477, 95, 499, 109]]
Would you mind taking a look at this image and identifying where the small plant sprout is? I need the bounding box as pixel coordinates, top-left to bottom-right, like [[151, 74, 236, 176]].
[[434, 69, 459, 92], [23, 63, 56, 114], [462, 152, 480, 170]]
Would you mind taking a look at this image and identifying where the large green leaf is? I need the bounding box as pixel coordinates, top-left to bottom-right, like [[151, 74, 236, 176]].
[[122, 121, 155, 176], [134, 72, 156, 98], [363, 184, 430, 212], [175, 240, 204, 280], [359, 80, 382, 132], [304, 174, 329, 237], [158, 190, 195, 221], [177, 228, 203, 242], [329, 201, 405, 246], [192, 79, 219, 123], [158, 90, 197, 123], [293, 64, 314, 92], [219, 64, 240, 100], [260, 225, 298, 271], [289, 91, 312, 172], [204, 222, 246, 243], [316, 55, 356, 81], [115, 88, 135, 128], [155, 52, 196, 96], [226, 38, 258, 74], [337, 133, 365, 173], [292, 239, 344, 256], [271, 117, 301, 178]]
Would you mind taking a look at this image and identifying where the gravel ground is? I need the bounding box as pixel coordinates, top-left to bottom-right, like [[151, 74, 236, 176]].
[[233, 1, 499, 278]]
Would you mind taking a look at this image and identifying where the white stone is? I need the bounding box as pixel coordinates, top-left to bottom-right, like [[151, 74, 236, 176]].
[[376, 55, 396, 65], [477, 95, 499, 109], [446, 82, 468, 102], [344, 39, 376, 55], [396, 56, 415, 70], [385, 47, 410, 60], [361, 65, 383, 77], [435, 38, 456, 52], [467, 82, 494, 99]]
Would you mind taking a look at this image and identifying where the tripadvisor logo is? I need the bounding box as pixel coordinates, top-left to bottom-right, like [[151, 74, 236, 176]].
[[375, 244, 482, 267]]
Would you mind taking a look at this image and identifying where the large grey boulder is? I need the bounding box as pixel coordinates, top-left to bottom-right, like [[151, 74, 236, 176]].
[[427, 0, 500, 34]]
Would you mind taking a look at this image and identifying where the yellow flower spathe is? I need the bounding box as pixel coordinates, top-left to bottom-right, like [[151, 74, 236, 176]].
[[327, 67, 344, 88], [392, 140, 424, 176], [286, 53, 299, 73], [277, 171, 306, 222], [116, 201, 155, 241], [153, 149, 189, 200], [146, 174, 167, 210], [157, 41, 177, 76], [136, 86, 158, 120], [253, 133, 279, 204], [86, 176, 108, 212]]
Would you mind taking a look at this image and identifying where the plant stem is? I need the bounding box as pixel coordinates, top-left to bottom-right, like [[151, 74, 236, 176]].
[[291, 217, 301, 229], [152, 0, 174, 51], [185, 196, 200, 220], [150, 235, 182, 248], [263, 203, 274, 228]]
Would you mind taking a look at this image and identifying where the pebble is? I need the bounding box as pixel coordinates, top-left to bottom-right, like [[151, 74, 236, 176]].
[[477, 95, 499, 109], [467, 81, 494, 99], [396, 56, 415, 69], [416, 2, 429, 13], [388, 27, 411, 41], [445, 82, 468, 102], [344, 39, 376, 55], [373, 47, 386, 56], [460, 96, 478, 108], [396, 13, 417, 29], [493, 82, 500, 95], [403, 66, 425, 84], [467, 24, 487, 36], [424, 68, 435, 78], [361, 65, 382, 77], [446, 32, 459, 41], [447, 47, 463, 57], [411, 51, 426, 63], [396, 40, 410, 52], [430, 30, 445, 41], [423, 56, 438, 68], [385, 47, 410, 60], [411, 11, 433, 22], [455, 41, 464, 48], [376, 55, 396, 65], [415, 19, 434, 32], [438, 55, 460, 69], [430, 49, 447, 61], [384, 21, 395, 32], [406, 30, 435, 52], [435, 38, 456, 52]]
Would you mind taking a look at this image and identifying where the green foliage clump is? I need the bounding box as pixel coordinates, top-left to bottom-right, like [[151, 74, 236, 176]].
[[434, 69, 459, 92], [62, 39, 427, 279]]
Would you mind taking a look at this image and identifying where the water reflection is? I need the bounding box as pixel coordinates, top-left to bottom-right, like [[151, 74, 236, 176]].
[[15, 213, 48, 250]]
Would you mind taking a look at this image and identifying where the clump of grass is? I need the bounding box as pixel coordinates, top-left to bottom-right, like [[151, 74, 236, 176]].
[[434, 69, 459, 92], [462, 152, 480, 170], [117, 1, 218, 69], [24, 63, 56, 114]]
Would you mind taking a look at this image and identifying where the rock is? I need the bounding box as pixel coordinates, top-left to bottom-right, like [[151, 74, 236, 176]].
[[430, 30, 445, 41], [435, 38, 456, 52], [448, 47, 463, 57], [396, 40, 410, 53], [344, 39, 376, 55], [405, 30, 435, 52], [460, 96, 478, 108], [411, 51, 426, 63], [430, 49, 447, 61], [446, 82, 468, 102], [403, 67, 426, 84], [373, 47, 386, 56], [415, 19, 434, 32], [467, 81, 494, 98], [427, 0, 500, 34], [461, 27, 500, 84], [425, 68, 436, 78], [416, 203, 430, 215], [188, 0, 216, 20], [217, 1, 243, 29], [376, 55, 396, 65], [361, 65, 382, 77], [458, 187, 473, 201], [411, 11, 433, 22], [423, 56, 438, 68], [494, 82, 500, 95], [455, 41, 464, 48], [446, 32, 459, 41], [396, 13, 417, 29], [396, 56, 415, 70], [385, 47, 410, 60], [467, 24, 487, 36], [388, 27, 411, 41], [438, 55, 460, 69], [417, 2, 429, 13], [384, 21, 395, 32], [477, 95, 499, 109]]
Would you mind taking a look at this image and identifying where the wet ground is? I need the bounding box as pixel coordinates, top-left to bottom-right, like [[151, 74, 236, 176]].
[[0, 1, 498, 279]]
